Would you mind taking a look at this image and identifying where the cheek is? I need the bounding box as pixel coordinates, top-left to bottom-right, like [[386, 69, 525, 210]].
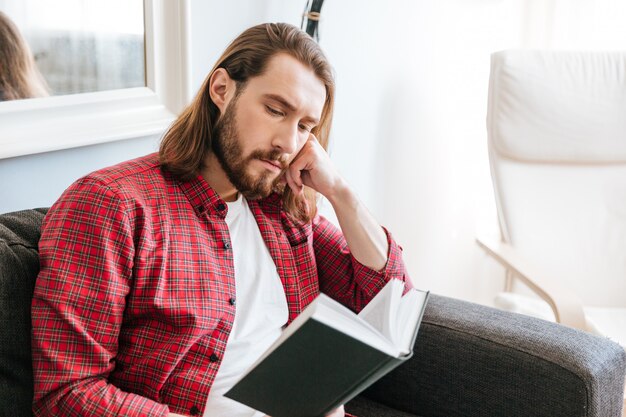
[[233, 115, 265, 153], [239, 107, 275, 143]]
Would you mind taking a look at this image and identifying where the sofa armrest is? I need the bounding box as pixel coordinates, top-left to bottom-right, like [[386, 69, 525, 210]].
[[355, 294, 626, 417]]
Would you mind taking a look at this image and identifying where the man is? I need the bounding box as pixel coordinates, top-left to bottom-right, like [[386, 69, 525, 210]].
[[31, 23, 410, 417]]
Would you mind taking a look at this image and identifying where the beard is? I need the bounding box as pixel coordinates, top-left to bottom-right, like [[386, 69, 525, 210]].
[[211, 97, 288, 200]]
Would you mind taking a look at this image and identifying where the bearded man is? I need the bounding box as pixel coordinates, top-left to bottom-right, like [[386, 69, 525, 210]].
[[31, 23, 411, 417]]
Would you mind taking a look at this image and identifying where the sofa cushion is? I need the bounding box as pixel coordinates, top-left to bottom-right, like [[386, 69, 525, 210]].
[[0, 209, 47, 417], [346, 395, 420, 417]]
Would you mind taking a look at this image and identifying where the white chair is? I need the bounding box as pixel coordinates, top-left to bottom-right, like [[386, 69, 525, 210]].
[[478, 50, 626, 346]]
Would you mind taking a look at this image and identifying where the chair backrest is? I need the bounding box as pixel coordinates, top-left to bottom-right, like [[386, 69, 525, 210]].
[[0, 209, 47, 417], [487, 50, 626, 308]]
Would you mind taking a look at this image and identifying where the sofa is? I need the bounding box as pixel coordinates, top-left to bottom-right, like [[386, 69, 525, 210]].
[[1, 208, 625, 417]]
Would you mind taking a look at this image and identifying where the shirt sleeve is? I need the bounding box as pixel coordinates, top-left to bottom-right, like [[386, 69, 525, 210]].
[[312, 214, 412, 313], [31, 178, 169, 417]]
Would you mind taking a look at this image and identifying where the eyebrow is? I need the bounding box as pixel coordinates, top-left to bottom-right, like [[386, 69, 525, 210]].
[[263, 93, 320, 124]]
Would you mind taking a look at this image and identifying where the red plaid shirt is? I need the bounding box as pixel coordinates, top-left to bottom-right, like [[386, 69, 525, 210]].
[[31, 153, 409, 417]]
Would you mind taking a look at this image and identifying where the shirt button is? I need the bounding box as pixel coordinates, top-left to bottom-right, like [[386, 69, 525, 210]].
[[210, 353, 219, 362], [223, 241, 231, 249], [229, 297, 236, 306], [190, 405, 200, 415], [217, 203, 226, 211]]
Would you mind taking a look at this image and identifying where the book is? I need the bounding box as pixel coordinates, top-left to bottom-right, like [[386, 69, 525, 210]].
[[224, 279, 430, 417]]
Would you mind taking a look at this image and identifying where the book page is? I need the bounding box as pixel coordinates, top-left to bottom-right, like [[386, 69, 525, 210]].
[[359, 279, 430, 355], [395, 289, 429, 352], [357, 279, 404, 341]]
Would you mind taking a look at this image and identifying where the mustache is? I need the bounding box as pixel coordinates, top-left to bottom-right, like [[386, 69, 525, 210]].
[[249, 149, 289, 170]]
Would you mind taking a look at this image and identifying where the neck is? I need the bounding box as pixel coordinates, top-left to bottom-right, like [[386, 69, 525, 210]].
[[200, 152, 239, 202]]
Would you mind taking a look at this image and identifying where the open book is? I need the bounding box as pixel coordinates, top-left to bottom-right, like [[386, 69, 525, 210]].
[[225, 279, 429, 417]]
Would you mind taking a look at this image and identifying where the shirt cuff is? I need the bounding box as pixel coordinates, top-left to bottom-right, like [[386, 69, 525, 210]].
[[117, 391, 170, 417], [350, 226, 411, 299]]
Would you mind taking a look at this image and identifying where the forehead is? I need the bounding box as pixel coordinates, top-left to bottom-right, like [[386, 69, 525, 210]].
[[246, 53, 326, 118]]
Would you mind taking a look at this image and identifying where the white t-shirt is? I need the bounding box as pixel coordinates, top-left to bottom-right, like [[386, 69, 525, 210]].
[[203, 193, 289, 417]]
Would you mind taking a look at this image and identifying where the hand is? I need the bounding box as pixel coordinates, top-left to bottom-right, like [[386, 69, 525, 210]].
[[285, 133, 389, 270], [284, 134, 345, 201], [325, 405, 345, 416]]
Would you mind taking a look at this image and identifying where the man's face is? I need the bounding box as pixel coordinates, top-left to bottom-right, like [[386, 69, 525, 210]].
[[212, 53, 326, 200]]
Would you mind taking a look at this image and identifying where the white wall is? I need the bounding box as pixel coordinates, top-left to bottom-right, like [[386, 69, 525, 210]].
[[0, 136, 159, 213], [315, 0, 524, 304], [4, 0, 623, 305], [187, 0, 524, 304]]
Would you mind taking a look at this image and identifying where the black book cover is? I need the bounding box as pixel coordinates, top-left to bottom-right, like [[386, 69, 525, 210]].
[[225, 292, 429, 417]]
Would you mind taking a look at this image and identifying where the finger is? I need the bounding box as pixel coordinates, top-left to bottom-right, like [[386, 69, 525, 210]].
[[324, 407, 343, 417], [290, 133, 315, 166], [284, 167, 303, 195], [291, 164, 303, 188], [288, 152, 309, 189]]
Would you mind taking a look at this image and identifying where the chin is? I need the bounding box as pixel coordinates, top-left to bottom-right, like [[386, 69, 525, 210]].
[[240, 182, 274, 201], [235, 167, 284, 200]]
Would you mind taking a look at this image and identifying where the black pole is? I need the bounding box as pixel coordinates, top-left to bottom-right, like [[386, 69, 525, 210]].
[[301, 0, 325, 42]]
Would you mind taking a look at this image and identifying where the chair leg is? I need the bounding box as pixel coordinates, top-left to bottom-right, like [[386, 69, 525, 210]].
[[504, 269, 514, 292]]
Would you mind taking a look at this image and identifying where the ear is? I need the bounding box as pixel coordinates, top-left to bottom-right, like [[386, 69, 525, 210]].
[[209, 68, 235, 113]]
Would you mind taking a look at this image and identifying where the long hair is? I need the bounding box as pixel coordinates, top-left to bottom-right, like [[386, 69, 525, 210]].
[[159, 22, 335, 222], [0, 12, 49, 101]]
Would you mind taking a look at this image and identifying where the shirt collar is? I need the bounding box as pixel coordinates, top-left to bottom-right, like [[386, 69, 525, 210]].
[[178, 174, 228, 217], [177, 173, 283, 218]]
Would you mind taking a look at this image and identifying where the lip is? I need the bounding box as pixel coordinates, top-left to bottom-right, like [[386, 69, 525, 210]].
[[259, 159, 282, 172]]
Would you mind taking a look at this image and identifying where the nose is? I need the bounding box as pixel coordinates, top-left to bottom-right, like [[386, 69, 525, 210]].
[[271, 122, 298, 155]]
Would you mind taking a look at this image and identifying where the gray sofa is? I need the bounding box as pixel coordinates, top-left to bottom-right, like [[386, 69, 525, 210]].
[[1, 209, 625, 417]]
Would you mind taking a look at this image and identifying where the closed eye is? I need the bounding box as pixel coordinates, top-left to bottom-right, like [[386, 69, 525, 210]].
[[265, 105, 284, 117], [299, 123, 313, 132]]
